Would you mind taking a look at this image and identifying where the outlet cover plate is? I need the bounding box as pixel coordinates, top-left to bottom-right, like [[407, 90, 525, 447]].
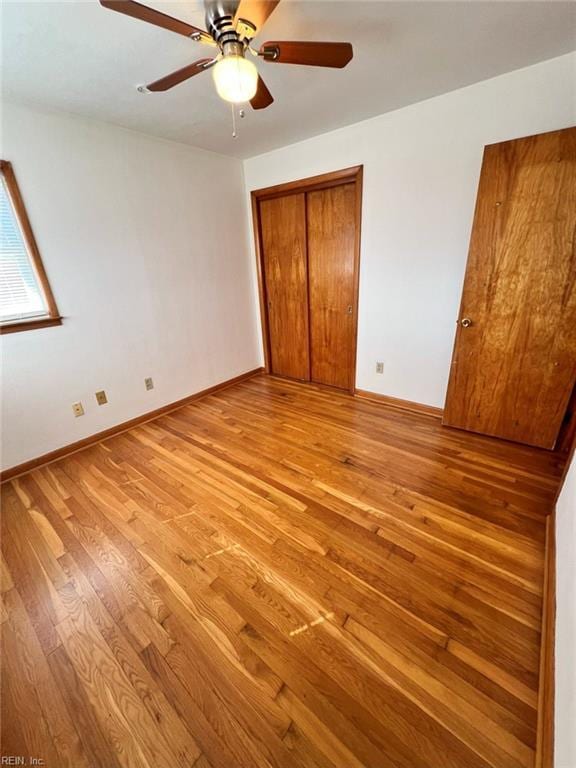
[[95, 390, 108, 405], [376, 362, 384, 374], [145, 377, 154, 391]]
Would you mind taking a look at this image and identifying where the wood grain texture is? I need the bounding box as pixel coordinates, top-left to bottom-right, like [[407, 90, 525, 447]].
[[250, 75, 274, 110], [0, 367, 264, 482], [444, 127, 576, 449], [308, 183, 357, 390], [1, 374, 564, 768], [355, 389, 444, 418], [252, 165, 362, 202], [234, 0, 281, 32], [260, 41, 353, 68], [0, 316, 63, 335], [0, 160, 61, 334], [146, 58, 214, 92], [252, 166, 362, 393], [100, 0, 211, 41], [555, 382, 576, 456], [535, 513, 556, 768], [260, 193, 310, 381]]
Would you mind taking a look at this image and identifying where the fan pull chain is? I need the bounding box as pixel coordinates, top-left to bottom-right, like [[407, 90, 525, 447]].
[[230, 106, 246, 139]]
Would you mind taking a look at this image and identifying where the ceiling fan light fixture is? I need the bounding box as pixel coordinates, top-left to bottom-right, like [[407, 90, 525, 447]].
[[100, 0, 353, 115], [212, 54, 258, 103]]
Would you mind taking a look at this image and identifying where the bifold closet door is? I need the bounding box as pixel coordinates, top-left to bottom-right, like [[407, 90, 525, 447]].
[[260, 193, 310, 380], [307, 183, 357, 390], [443, 127, 576, 448]]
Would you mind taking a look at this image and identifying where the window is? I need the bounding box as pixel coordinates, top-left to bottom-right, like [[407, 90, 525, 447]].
[[0, 160, 61, 333]]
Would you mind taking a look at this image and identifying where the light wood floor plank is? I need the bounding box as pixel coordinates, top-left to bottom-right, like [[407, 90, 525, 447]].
[[1, 374, 562, 767]]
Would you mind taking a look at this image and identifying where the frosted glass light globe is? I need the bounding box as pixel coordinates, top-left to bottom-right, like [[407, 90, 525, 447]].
[[213, 55, 258, 103]]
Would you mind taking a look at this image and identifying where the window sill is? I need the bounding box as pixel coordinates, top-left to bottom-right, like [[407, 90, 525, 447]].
[[0, 316, 63, 335]]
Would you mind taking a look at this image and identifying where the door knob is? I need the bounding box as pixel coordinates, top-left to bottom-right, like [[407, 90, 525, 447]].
[[460, 318, 473, 328]]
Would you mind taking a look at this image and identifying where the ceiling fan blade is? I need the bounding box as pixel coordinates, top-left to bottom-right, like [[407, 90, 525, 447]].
[[259, 41, 353, 68], [250, 75, 274, 110], [100, 0, 213, 43], [146, 58, 215, 92], [234, 0, 281, 33]]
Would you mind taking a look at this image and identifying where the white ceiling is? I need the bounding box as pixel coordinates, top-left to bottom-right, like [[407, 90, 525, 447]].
[[2, 0, 575, 158]]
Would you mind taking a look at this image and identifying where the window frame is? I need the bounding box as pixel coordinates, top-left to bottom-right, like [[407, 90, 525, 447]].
[[0, 160, 61, 334]]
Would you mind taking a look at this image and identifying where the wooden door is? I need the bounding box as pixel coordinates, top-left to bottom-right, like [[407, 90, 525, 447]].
[[307, 183, 357, 389], [443, 127, 576, 448], [260, 193, 310, 380]]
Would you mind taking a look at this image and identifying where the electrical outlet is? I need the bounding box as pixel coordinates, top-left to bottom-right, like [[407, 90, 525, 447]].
[[72, 402, 84, 417], [95, 390, 108, 405], [144, 377, 154, 391], [376, 362, 384, 374]]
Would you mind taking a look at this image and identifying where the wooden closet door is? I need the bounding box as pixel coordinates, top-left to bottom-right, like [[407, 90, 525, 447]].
[[260, 193, 310, 380], [307, 183, 357, 390], [443, 127, 576, 449]]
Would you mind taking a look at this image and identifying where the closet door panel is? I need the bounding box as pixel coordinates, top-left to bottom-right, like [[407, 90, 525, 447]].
[[307, 183, 356, 389], [260, 193, 310, 380]]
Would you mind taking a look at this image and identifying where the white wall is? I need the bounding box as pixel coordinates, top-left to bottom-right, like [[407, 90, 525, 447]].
[[243, 52, 576, 407], [2, 54, 575, 471], [0, 102, 261, 470], [556, 453, 576, 768]]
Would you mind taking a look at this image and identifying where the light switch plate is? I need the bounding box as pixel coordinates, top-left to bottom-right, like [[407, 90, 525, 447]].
[[72, 402, 84, 417]]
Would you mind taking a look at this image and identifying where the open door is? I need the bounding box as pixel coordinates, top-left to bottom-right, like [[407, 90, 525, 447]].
[[443, 127, 576, 449]]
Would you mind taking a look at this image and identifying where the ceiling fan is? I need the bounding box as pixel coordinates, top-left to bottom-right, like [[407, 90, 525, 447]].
[[100, 0, 353, 109]]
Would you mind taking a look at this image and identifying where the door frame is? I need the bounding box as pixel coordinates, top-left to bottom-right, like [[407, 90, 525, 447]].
[[250, 165, 363, 394]]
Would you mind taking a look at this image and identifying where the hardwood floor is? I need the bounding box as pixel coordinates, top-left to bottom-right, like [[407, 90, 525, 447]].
[[0, 374, 563, 768]]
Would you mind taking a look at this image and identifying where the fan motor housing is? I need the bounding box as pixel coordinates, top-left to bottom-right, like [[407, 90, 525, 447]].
[[206, 0, 256, 49], [205, 0, 237, 44]]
